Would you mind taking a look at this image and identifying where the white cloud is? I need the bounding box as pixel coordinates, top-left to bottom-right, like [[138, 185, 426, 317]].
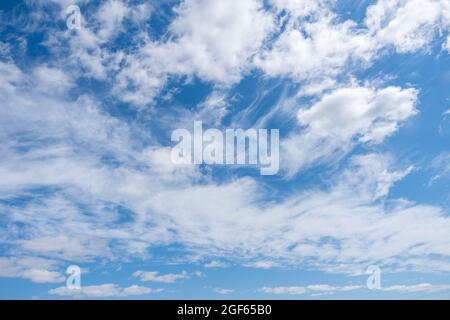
[[49, 284, 159, 297], [297, 86, 417, 142], [0, 1, 450, 284], [22, 269, 65, 284], [255, 15, 374, 82], [116, 0, 274, 105], [161, 0, 273, 83], [307, 284, 337, 292], [17, 235, 110, 262], [214, 288, 234, 295], [204, 261, 228, 269], [259, 284, 363, 295], [37, 0, 450, 109], [282, 85, 418, 175], [255, 0, 450, 87], [427, 152, 450, 184], [45, 0, 88, 8], [0, 62, 25, 92], [269, 0, 330, 19], [122, 284, 161, 296], [381, 283, 450, 293], [0, 257, 64, 283], [43, 0, 142, 80], [148, 152, 450, 274], [139, 147, 200, 182], [195, 91, 229, 125], [245, 261, 277, 269], [365, 0, 449, 53], [2, 80, 447, 278], [1, 66, 449, 274], [32, 65, 74, 95], [307, 284, 363, 295], [0, 41, 11, 58], [133, 270, 189, 283], [446, 36, 450, 53], [259, 286, 306, 295], [95, 0, 130, 41]]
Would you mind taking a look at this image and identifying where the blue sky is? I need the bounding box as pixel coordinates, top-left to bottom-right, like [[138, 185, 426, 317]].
[[0, 0, 450, 299]]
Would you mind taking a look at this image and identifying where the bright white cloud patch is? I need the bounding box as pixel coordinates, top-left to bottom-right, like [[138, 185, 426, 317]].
[[381, 283, 450, 293], [22, 269, 65, 284], [283, 85, 418, 175], [259, 286, 307, 295], [254, 15, 374, 82]]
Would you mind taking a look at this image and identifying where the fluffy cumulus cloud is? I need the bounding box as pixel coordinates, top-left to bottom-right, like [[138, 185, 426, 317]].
[[259, 282, 450, 296], [1, 58, 450, 276], [428, 152, 450, 184], [282, 85, 418, 175], [0, 257, 64, 283], [43, 0, 148, 80]]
